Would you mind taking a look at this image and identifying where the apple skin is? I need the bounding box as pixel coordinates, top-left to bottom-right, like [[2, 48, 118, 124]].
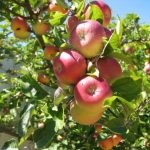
[[144, 62, 150, 75], [96, 57, 122, 82], [74, 76, 112, 110], [53, 50, 87, 85], [33, 21, 50, 35], [70, 100, 103, 125], [69, 20, 105, 58], [37, 73, 49, 85], [112, 134, 123, 146], [66, 15, 79, 34], [95, 124, 102, 133], [98, 137, 113, 150], [44, 45, 58, 60], [48, 2, 68, 14], [84, 0, 112, 27], [11, 17, 30, 39], [104, 27, 113, 39]]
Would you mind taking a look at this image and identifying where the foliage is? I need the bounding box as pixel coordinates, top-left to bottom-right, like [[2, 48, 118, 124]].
[[0, 0, 150, 149]]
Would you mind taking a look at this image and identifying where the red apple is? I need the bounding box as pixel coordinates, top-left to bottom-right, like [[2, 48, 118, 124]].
[[37, 73, 49, 85], [112, 134, 123, 146], [98, 137, 113, 150], [69, 20, 105, 58], [48, 2, 68, 14], [44, 45, 58, 60], [33, 21, 50, 35], [96, 57, 122, 82], [95, 123, 102, 133], [104, 27, 113, 39], [144, 62, 150, 75], [70, 100, 104, 125], [66, 15, 79, 34], [84, 0, 112, 27], [74, 76, 112, 110], [53, 50, 87, 85], [11, 16, 30, 39]]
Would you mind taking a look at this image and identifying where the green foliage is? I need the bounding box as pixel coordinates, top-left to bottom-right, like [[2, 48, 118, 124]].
[[0, 0, 150, 150]]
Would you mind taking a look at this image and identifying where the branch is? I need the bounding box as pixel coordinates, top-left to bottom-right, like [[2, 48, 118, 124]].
[[24, 0, 35, 18]]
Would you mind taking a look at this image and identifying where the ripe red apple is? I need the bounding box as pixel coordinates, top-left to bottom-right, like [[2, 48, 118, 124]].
[[98, 137, 113, 150], [144, 62, 150, 75], [96, 57, 122, 82], [48, 2, 68, 14], [69, 20, 105, 58], [53, 50, 87, 85], [66, 15, 79, 34], [33, 21, 50, 35], [70, 100, 103, 125], [37, 73, 49, 85], [84, 0, 112, 27], [44, 45, 58, 60], [74, 76, 112, 110], [11, 16, 30, 39]]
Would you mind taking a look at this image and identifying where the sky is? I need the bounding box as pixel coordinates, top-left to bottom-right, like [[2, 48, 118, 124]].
[[104, 0, 150, 24]]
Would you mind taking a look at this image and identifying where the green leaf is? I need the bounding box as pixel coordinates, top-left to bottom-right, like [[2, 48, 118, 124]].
[[33, 119, 56, 149], [105, 117, 126, 133], [116, 18, 123, 40], [85, 4, 104, 24], [2, 139, 18, 150], [111, 77, 142, 101], [21, 74, 50, 99], [50, 13, 67, 26], [76, 1, 85, 19], [54, 87, 66, 105], [18, 103, 34, 136], [103, 31, 120, 55], [56, 0, 68, 9]]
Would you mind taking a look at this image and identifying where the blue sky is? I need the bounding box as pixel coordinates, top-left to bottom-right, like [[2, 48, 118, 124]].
[[104, 0, 150, 24]]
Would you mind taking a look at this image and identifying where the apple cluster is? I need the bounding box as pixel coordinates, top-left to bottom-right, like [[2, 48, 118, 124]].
[[10, 0, 123, 126], [52, 0, 122, 125]]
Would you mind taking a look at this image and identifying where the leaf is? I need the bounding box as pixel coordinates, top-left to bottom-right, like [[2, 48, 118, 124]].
[[103, 31, 120, 55], [21, 74, 50, 99], [76, 1, 85, 19], [18, 103, 34, 136], [2, 139, 18, 150], [111, 77, 142, 101], [105, 117, 126, 133], [54, 87, 66, 105], [56, 0, 68, 9], [116, 18, 123, 40], [85, 4, 104, 24], [33, 119, 56, 149], [50, 12, 67, 26]]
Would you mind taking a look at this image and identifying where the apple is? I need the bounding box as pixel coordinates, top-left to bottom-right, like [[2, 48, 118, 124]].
[[74, 76, 112, 110], [44, 45, 58, 60], [11, 16, 30, 39], [145, 49, 150, 54], [95, 123, 102, 133], [69, 20, 105, 58], [53, 50, 87, 85], [37, 73, 49, 85], [48, 2, 68, 14], [84, 0, 112, 27], [98, 137, 113, 150], [33, 21, 50, 35], [70, 100, 103, 125], [144, 62, 150, 75], [112, 134, 123, 146], [66, 15, 79, 34], [123, 45, 134, 54], [104, 27, 113, 39], [96, 57, 122, 82]]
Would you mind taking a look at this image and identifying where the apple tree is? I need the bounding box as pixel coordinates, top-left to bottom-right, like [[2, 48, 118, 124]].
[[0, 0, 149, 149]]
